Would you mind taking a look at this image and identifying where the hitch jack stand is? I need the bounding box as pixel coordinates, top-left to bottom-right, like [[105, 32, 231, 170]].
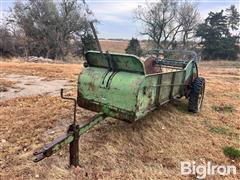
[[33, 89, 106, 167], [68, 124, 80, 167]]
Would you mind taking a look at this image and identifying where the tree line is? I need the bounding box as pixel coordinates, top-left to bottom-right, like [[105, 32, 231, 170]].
[[127, 1, 239, 60], [0, 0, 239, 60], [0, 0, 97, 60]]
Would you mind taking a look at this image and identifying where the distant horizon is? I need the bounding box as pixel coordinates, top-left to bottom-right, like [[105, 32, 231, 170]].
[[0, 0, 239, 39]]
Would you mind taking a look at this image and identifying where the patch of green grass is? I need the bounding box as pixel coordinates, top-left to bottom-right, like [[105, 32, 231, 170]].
[[234, 94, 240, 99], [212, 104, 235, 113], [202, 120, 238, 138], [223, 147, 240, 159], [210, 127, 228, 134], [225, 93, 240, 99], [202, 119, 212, 127]]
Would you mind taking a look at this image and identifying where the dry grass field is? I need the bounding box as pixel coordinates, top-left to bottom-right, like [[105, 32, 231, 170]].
[[100, 40, 129, 53], [0, 59, 239, 179]]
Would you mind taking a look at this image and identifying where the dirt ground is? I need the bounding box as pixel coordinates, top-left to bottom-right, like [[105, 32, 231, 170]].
[[0, 60, 239, 179], [0, 74, 73, 101]]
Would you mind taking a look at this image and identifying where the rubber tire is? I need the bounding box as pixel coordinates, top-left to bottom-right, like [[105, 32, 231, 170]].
[[188, 77, 205, 113]]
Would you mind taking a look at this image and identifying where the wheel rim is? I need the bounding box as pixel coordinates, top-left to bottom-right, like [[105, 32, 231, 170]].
[[198, 84, 205, 111]]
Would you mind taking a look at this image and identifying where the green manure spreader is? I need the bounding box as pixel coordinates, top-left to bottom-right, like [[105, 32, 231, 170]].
[[78, 49, 205, 122], [34, 49, 205, 167]]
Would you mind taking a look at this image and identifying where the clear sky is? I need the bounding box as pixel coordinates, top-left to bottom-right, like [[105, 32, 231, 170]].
[[0, 0, 239, 39]]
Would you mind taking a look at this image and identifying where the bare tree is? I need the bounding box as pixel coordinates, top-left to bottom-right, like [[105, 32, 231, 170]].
[[134, 0, 199, 49], [8, 0, 60, 58], [177, 1, 200, 48], [56, 0, 89, 59], [134, 0, 182, 49], [6, 0, 94, 60], [0, 26, 14, 57], [0, 20, 28, 58]]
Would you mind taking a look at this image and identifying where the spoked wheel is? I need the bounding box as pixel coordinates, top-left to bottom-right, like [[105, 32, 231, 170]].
[[188, 77, 205, 113]]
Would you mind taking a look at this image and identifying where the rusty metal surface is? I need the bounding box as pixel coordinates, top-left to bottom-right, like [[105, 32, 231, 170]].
[[69, 124, 80, 166], [77, 97, 135, 122], [144, 56, 162, 74]]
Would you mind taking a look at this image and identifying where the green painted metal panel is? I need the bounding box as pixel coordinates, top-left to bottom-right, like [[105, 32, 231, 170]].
[[136, 76, 158, 119], [85, 51, 145, 74], [85, 52, 109, 68], [78, 52, 198, 122], [78, 67, 145, 121], [184, 60, 197, 82], [158, 73, 173, 103], [79, 113, 106, 135], [172, 71, 185, 97]]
